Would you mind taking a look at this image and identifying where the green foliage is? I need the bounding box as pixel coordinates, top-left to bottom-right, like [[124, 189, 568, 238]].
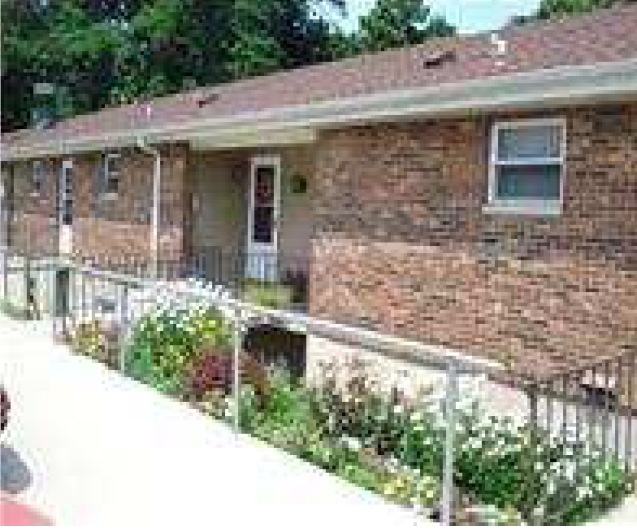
[[119, 306, 633, 525], [450, 406, 634, 524], [249, 369, 322, 453], [358, 0, 455, 53], [126, 303, 231, 395], [71, 320, 113, 365], [229, 360, 632, 524], [381, 468, 441, 512], [514, 0, 634, 23], [1, 0, 456, 132], [241, 280, 294, 309], [537, 0, 634, 18]]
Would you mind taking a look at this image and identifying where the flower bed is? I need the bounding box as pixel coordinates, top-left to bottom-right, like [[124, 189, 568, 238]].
[[73, 285, 634, 525]]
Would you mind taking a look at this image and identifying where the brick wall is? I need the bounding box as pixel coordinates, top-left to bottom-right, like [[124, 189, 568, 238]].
[[73, 144, 191, 263], [5, 143, 191, 266], [310, 103, 637, 376], [4, 159, 59, 256]]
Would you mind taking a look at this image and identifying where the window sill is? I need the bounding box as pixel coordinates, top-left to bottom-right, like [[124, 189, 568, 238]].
[[99, 193, 118, 202], [482, 201, 562, 217]]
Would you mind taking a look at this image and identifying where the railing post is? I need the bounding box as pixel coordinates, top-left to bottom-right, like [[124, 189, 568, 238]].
[[24, 253, 32, 318], [50, 259, 58, 336], [441, 361, 459, 526], [119, 283, 130, 373], [2, 247, 7, 300], [60, 264, 69, 340], [525, 383, 539, 520], [232, 304, 243, 435]]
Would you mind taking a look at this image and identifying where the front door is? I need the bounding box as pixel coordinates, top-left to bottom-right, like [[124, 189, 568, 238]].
[[246, 155, 280, 280], [58, 160, 74, 255]]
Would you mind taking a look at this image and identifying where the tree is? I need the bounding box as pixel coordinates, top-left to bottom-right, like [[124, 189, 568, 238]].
[[1, 0, 455, 132], [514, 0, 634, 23], [226, 0, 338, 79], [358, 0, 455, 53]]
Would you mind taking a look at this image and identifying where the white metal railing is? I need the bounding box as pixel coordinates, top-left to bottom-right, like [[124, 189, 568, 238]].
[[61, 259, 502, 525], [2, 252, 504, 524]]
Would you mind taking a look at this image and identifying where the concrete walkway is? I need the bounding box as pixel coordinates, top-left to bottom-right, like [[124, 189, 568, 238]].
[[0, 315, 426, 527], [590, 495, 637, 526]]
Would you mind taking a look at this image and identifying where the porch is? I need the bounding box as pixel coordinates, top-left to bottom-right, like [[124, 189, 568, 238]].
[[0, 136, 316, 312], [185, 144, 315, 310]]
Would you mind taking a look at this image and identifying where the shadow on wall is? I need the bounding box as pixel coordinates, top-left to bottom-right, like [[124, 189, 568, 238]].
[[1, 443, 32, 495]]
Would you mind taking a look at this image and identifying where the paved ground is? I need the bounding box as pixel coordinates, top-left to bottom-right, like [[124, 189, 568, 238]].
[[0, 315, 426, 527], [591, 495, 637, 526]]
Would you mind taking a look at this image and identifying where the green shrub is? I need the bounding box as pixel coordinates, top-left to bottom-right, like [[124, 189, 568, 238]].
[[451, 406, 634, 524], [241, 280, 293, 309], [71, 320, 112, 365], [250, 369, 322, 454], [124, 300, 633, 525], [126, 302, 231, 395]]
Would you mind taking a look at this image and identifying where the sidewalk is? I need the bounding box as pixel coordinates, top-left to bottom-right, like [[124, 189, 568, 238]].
[[0, 315, 425, 527]]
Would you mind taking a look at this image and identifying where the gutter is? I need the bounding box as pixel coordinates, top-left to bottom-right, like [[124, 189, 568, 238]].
[[3, 58, 637, 160], [136, 138, 161, 278]]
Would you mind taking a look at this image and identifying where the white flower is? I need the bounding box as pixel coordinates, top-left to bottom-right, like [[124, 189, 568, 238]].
[[341, 436, 362, 451], [577, 486, 590, 500], [562, 461, 576, 480]]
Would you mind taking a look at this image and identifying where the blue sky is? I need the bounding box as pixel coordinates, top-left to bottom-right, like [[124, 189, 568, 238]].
[[342, 0, 542, 33]]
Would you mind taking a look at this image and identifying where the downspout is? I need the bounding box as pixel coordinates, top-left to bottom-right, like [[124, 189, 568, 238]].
[[0, 165, 5, 250], [136, 138, 161, 278]]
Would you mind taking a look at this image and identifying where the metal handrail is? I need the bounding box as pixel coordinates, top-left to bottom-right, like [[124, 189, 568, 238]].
[[55, 256, 503, 525]]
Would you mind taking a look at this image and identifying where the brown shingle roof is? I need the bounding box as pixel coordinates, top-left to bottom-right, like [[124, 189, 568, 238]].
[[4, 4, 637, 152]]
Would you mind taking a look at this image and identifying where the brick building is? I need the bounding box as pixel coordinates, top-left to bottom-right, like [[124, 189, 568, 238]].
[[1, 5, 636, 376]]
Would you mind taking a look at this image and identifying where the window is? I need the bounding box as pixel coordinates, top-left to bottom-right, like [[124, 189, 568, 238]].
[[99, 152, 121, 197], [31, 161, 46, 195], [487, 118, 565, 215]]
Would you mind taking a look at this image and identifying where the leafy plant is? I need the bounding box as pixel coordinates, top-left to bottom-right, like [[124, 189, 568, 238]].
[[72, 320, 107, 359], [125, 300, 231, 395], [0, 298, 31, 320], [121, 297, 634, 526], [241, 280, 293, 309], [186, 349, 268, 402], [251, 369, 321, 454]]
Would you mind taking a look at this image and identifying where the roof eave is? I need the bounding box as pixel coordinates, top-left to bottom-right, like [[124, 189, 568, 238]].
[[3, 58, 637, 161]]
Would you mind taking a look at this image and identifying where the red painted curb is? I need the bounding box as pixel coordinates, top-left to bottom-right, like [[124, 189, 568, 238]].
[[1, 497, 53, 526]]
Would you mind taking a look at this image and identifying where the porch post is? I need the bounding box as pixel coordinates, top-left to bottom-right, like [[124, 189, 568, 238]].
[[0, 165, 5, 251], [150, 152, 162, 279], [136, 139, 162, 279]]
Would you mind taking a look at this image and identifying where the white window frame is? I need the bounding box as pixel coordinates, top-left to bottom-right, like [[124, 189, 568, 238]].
[[485, 117, 566, 216], [100, 152, 121, 200], [246, 154, 281, 281], [30, 160, 46, 197]]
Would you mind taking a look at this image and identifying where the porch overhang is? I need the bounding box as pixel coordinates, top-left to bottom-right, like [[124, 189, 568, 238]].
[[187, 127, 317, 151], [3, 58, 637, 161]]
